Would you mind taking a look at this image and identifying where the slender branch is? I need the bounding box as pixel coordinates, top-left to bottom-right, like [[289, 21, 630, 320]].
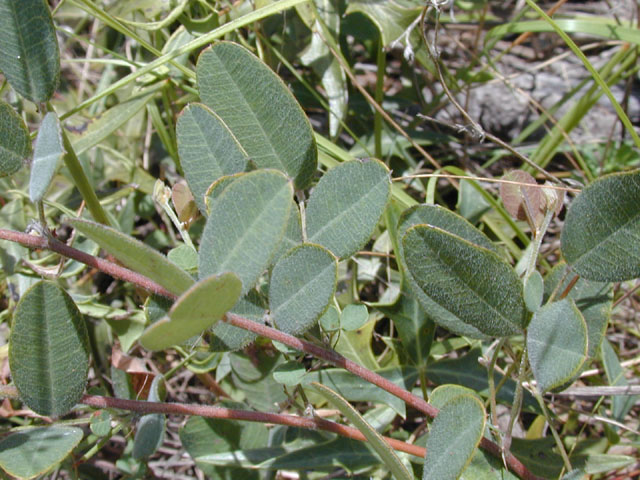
[[226, 314, 437, 416], [0, 227, 543, 480], [80, 394, 425, 457], [0, 386, 423, 457], [0, 229, 173, 298]]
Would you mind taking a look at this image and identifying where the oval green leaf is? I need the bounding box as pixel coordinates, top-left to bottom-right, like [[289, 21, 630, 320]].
[[523, 270, 544, 313], [167, 243, 198, 273], [319, 304, 341, 332], [306, 159, 391, 259], [423, 394, 486, 480], [176, 103, 248, 213], [398, 204, 498, 253], [0, 426, 83, 479], [9, 281, 90, 416], [402, 225, 527, 337], [561, 170, 640, 282], [90, 410, 112, 437], [527, 299, 588, 392], [269, 243, 337, 335], [341, 304, 369, 331], [273, 361, 307, 386], [544, 263, 612, 358], [312, 382, 413, 480], [0, 100, 30, 177], [396, 204, 495, 338], [429, 384, 480, 410], [199, 169, 292, 295], [133, 413, 166, 460], [68, 218, 195, 296], [29, 112, 64, 202], [139, 272, 242, 351], [196, 41, 317, 189], [0, 0, 60, 102]]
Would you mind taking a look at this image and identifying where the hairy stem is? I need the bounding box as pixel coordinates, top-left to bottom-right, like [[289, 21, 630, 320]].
[[0, 385, 423, 457]]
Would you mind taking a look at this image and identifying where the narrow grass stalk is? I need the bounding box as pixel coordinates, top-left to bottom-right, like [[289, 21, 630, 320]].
[[60, 129, 111, 226], [59, 0, 310, 121], [525, 0, 640, 150]]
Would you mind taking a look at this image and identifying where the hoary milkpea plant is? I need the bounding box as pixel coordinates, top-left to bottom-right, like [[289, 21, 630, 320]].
[[0, 1, 638, 479]]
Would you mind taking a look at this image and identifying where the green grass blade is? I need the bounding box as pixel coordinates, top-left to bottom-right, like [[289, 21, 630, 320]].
[[312, 382, 413, 480], [59, 0, 310, 121], [524, 0, 640, 149]]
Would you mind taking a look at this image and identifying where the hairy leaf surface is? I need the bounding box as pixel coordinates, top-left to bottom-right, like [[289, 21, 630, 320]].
[[197, 42, 316, 189], [9, 281, 89, 416], [306, 159, 390, 258], [0, 0, 60, 102], [561, 170, 640, 281], [403, 225, 526, 337]]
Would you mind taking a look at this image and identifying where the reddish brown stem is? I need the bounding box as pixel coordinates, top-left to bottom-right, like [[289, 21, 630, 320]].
[[81, 394, 425, 457], [0, 229, 173, 298], [0, 227, 543, 480], [226, 314, 437, 416]]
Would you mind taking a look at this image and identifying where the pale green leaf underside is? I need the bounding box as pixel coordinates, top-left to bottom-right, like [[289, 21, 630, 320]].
[[30, 111, 64, 202], [561, 170, 640, 282], [306, 159, 391, 258], [429, 384, 480, 410], [312, 382, 413, 480], [69, 218, 195, 296], [197, 41, 317, 189], [402, 225, 526, 337], [0, 0, 60, 102], [270, 243, 337, 335], [527, 299, 588, 393], [176, 103, 248, 213], [345, 1, 420, 49], [0, 426, 83, 479], [199, 169, 292, 295], [396, 204, 496, 338], [423, 394, 486, 480], [341, 304, 369, 331], [9, 281, 89, 416], [139, 272, 242, 351], [0, 100, 30, 177]]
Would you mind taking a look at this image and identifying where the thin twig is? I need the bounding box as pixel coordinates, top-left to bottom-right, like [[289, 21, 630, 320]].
[[80, 394, 426, 457], [0, 229, 173, 298], [0, 385, 423, 457]]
